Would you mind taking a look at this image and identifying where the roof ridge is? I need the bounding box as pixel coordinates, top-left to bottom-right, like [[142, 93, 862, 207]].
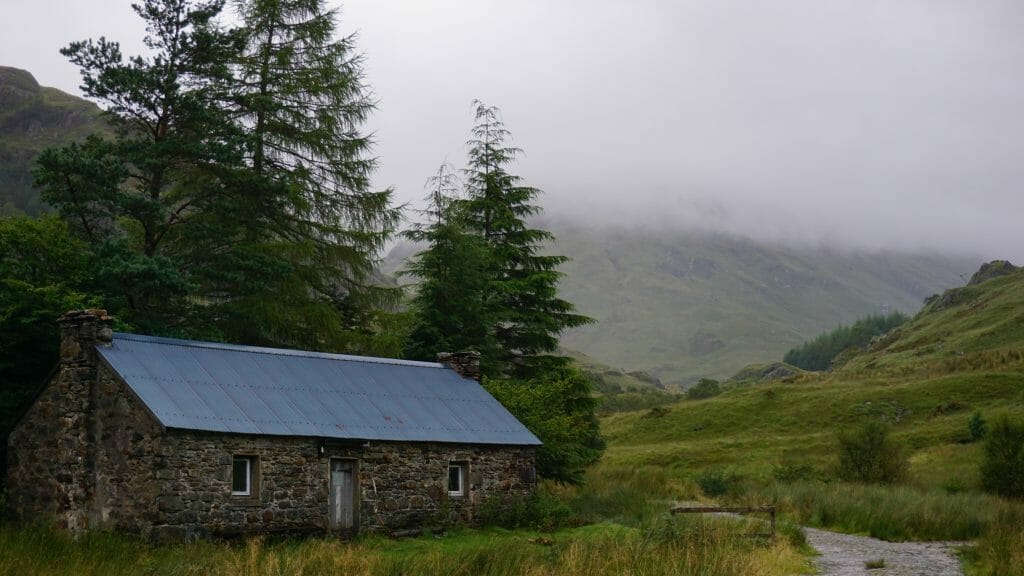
[[111, 332, 445, 368]]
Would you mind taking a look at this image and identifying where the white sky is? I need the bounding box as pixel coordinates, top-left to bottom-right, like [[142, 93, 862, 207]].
[[2, 0, 1023, 259]]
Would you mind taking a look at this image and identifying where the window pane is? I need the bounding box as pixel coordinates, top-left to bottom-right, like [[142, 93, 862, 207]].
[[448, 464, 462, 494], [232, 457, 250, 494]]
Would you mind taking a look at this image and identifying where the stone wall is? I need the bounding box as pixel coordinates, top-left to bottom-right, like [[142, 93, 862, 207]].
[[151, 432, 536, 540], [5, 310, 115, 532], [7, 322, 537, 540]]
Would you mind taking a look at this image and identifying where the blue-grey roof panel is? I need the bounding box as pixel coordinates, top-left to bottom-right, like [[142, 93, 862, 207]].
[[98, 333, 541, 446]]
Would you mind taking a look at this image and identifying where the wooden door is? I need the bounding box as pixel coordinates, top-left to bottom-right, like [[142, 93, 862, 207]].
[[329, 459, 355, 531]]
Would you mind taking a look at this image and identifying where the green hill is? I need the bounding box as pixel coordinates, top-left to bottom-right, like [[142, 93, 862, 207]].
[[0, 67, 106, 215], [595, 261, 1024, 497], [549, 221, 974, 387], [387, 222, 974, 387]]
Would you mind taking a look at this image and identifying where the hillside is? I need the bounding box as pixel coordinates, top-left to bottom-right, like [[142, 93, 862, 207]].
[[553, 222, 977, 387], [0, 67, 105, 215], [390, 221, 975, 387], [597, 261, 1024, 490]]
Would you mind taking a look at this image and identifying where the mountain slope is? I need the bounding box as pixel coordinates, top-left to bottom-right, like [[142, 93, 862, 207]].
[[0, 66, 105, 215], [549, 221, 975, 386], [598, 261, 1024, 490]]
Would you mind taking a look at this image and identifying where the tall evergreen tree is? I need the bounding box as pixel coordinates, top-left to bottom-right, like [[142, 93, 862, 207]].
[[460, 101, 592, 377], [401, 164, 499, 372], [33, 0, 399, 351], [34, 0, 241, 332]]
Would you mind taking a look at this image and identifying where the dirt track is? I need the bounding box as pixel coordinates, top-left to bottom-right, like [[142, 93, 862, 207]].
[[804, 526, 966, 576]]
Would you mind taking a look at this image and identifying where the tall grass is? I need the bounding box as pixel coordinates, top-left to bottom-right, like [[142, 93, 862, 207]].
[[556, 464, 701, 526], [966, 507, 1024, 576], [0, 520, 806, 576], [739, 481, 1024, 574], [745, 481, 1010, 541]]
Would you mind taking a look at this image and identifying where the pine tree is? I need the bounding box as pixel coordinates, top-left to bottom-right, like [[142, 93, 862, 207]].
[[401, 165, 500, 372], [33, 0, 399, 351], [34, 0, 242, 332], [460, 101, 592, 377], [208, 0, 401, 349]]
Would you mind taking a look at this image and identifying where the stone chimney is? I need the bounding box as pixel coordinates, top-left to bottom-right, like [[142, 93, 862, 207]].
[[53, 309, 113, 533], [437, 351, 482, 382], [59, 309, 115, 368]]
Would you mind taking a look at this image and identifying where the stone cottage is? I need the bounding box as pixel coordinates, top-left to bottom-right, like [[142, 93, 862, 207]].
[[6, 310, 539, 541]]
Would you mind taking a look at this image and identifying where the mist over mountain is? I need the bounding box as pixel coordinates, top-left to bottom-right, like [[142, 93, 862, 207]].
[[386, 218, 976, 387]]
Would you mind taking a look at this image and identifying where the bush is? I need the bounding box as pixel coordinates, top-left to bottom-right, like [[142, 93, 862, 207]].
[[970, 411, 989, 442], [484, 368, 605, 484], [477, 492, 573, 531], [980, 415, 1024, 499], [696, 469, 740, 497], [836, 421, 906, 484], [686, 378, 722, 400]]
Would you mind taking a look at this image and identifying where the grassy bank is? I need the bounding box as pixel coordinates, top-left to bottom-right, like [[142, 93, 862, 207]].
[[0, 518, 807, 576]]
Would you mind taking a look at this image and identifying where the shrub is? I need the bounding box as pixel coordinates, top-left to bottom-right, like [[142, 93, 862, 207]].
[[686, 378, 722, 400], [836, 421, 907, 484], [970, 411, 989, 442], [696, 469, 740, 497], [477, 492, 573, 531], [980, 415, 1024, 499], [484, 368, 605, 484]]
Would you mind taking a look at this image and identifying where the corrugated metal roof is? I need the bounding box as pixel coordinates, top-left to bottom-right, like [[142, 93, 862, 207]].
[[98, 333, 541, 446]]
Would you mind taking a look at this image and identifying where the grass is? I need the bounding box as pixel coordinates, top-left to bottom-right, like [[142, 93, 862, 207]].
[[0, 519, 808, 576], [865, 558, 886, 569]]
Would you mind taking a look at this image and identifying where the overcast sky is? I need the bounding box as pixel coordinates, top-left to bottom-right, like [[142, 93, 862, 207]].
[[2, 0, 1022, 259]]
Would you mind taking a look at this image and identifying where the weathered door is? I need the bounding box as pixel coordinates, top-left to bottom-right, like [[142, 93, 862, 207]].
[[329, 459, 355, 531]]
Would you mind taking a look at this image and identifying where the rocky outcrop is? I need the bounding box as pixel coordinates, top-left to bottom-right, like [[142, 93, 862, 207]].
[[0, 67, 105, 215], [967, 260, 1017, 286]]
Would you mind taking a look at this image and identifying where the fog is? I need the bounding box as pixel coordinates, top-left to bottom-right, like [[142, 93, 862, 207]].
[[3, 0, 1022, 259]]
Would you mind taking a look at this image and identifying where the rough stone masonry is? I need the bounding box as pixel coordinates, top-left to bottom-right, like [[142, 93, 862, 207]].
[[5, 310, 536, 541]]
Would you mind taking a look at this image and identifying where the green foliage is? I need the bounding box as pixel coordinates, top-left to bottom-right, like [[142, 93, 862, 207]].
[[772, 461, 818, 483], [980, 415, 1024, 499], [970, 411, 989, 442], [685, 378, 722, 400], [0, 215, 102, 486], [836, 421, 907, 484], [755, 481, 1015, 542], [32, 0, 398, 351], [696, 469, 741, 498], [476, 491, 573, 532], [484, 368, 604, 484], [457, 101, 593, 378], [784, 311, 909, 371], [401, 165, 500, 370]]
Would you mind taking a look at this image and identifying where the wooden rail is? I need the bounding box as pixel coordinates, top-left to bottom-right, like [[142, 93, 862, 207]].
[[670, 505, 776, 540]]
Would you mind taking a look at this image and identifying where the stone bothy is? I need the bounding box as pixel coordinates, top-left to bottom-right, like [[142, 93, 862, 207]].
[[6, 311, 539, 541]]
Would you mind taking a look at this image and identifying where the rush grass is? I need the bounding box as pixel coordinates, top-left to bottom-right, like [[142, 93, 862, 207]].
[[0, 519, 807, 576]]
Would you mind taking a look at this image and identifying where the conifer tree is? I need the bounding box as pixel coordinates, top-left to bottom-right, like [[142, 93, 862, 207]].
[[401, 164, 499, 372], [33, 0, 398, 351], [460, 101, 592, 377]]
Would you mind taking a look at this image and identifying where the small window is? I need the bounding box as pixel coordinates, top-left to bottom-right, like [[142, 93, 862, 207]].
[[448, 463, 465, 497], [232, 455, 255, 496]]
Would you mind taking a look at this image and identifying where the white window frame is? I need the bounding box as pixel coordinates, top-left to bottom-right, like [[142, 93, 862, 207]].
[[232, 455, 253, 496], [448, 463, 465, 497]]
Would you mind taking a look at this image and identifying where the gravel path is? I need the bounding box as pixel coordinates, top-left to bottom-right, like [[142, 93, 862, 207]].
[[803, 526, 966, 576]]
